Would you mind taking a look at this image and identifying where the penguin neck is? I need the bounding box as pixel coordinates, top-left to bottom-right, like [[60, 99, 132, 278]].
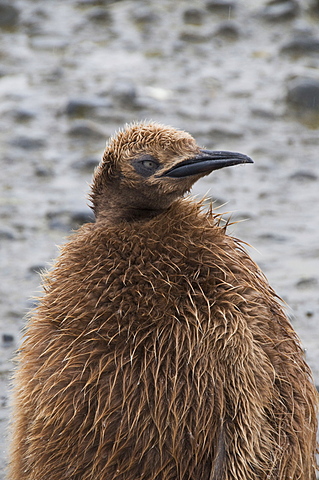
[[96, 204, 167, 223]]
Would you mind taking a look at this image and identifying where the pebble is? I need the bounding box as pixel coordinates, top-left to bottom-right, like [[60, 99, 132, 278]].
[[109, 79, 138, 109], [0, 2, 19, 28], [132, 6, 159, 25], [281, 36, 319, 55], [205, 0, 237, 13], [28, 265, 46, 275], [9, 136, 46, 150], [34, 165, 54, 178], [289, 170, 318, 182], [71, 157, 100, 173], [259, 0, 299, 21], [11, 108, 36, 122], [46, 209, 95, 231], [65, 97, 112, 117], [0, 228, 16, 240], [67, 121, 106, 141], [2, 334, 14, 348], [183, 8, 205, 25], [296, 278, 318, 289], [213, 20, 242, 40], [87, 8, 112, 24], [286, 77, 319, 111]]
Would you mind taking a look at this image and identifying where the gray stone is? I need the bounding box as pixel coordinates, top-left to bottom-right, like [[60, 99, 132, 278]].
[[260, 0, 299, 21], [281, 36, 319, 55], [68, 121, 106, 141], [47, 209, 95, 231], [87, 8, 112, 24], [183, 8, 205, 25], [28, 265, 46, 275], [2, 334, 14, 347], [0, 2, 19, 28], [289, 170, 318, 181], [0, 228, 16, 240], [205, 0, 237, 12], [287, 77, 319, 110], [213, 20, 242, 40], [110, 79, 138, 109], [132, 6, 159, 25], [9, 136, 46, 150], [296, 277, 318, 289], [71, 158, 100, 173], [65, 97, 111, 117], [12, 108, 36, 122]]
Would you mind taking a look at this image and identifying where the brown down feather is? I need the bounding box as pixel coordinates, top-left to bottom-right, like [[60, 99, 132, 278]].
[[9, 122, 318, 480]]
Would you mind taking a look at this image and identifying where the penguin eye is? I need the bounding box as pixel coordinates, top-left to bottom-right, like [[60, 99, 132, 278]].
[[142, 160, 157, 169], [132, 155, 160, 177]]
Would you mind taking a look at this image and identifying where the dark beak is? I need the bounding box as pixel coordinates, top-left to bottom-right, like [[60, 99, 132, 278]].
[[159, 149, 253, 178]]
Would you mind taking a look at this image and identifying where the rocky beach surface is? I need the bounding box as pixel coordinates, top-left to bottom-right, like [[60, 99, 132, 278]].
[[1, 0, 319, 476]]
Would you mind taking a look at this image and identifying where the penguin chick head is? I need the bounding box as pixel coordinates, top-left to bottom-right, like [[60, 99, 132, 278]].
[[91, 122, 253, 221]]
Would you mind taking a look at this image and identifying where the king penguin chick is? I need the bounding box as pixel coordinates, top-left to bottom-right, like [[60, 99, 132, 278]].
[[10, 122, 318, 480]]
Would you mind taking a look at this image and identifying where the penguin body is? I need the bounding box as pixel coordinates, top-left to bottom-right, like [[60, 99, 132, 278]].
[[9, 123, 318, 480]]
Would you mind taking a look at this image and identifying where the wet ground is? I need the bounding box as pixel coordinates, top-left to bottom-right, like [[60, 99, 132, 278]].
[[1, 0, 319, 476]]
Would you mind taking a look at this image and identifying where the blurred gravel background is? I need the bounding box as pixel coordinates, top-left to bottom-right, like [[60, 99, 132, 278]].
[[1, 0, 319, 477]]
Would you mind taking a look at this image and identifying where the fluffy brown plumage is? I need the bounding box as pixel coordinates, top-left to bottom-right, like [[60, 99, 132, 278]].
[[9, 122, 318, 480]]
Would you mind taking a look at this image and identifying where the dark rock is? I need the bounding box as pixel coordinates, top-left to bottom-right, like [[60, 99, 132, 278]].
[[289, 170, 318, 181], [12, 108, 36, 122], [213, 20, 242, 40], [68, 121, 106, 141], [179, 30, 211, 43], [47, 209, 95, 231], [281, 36, 319, 55], [258, 233, 288, 242], [260, 0, 299, 21], [34, 165, 54, 177], [87, 8, 112, 24], [65, 97, 111, 117], [28, 265, 46, 275], [207, 126, 244, 139], [183, 8, 205, 25], [206, 0, 237, 13], [132, 6, 159, 25], [2, 334, 14, 347], [30, 36, 69, 50], [0, 2, 19, 28], [77, 0, 122, 5], [9, 136, 46, 150], [0, 228, 16, 240], [296, 277, 318, 289], [287, 77, 319, 111], [71, 158, 100, 173], [110, 79, 138, 109]]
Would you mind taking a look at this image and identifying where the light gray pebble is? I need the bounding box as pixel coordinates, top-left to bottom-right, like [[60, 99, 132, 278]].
[[71, 158, 100, 172], [259, 0, 299, 21], [9, 136, 46, 150], [286, 77, 319, 110], [65, 97, 112, 118], [46, 209, 95, 231], [0, 228, 16, 240], [68, 121, 106, 140]]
